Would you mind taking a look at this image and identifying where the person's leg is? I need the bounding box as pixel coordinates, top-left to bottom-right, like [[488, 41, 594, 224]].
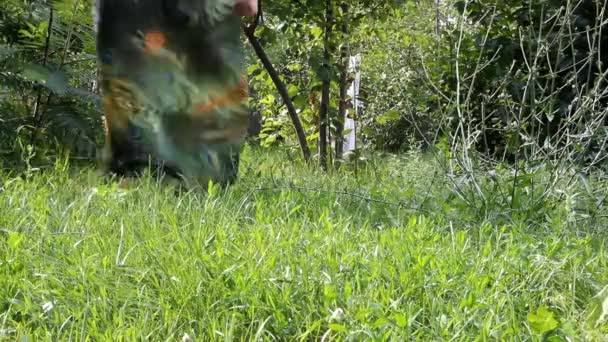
[[97, 0, 251, 187]]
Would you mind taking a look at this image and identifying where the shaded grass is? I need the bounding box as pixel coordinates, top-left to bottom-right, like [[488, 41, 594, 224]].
[[1, 146, 607, 340]]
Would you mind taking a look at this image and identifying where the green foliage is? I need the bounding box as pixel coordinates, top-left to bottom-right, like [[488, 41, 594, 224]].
[[2, 0, 607, 170], [356, 1, 444, 152], [245, 0, 404, 156], [1, 148, 608, 340], [448, 0, 608, 162], [528, 307, 559, 335], [342, 0, 608, 170], [1, 2, 607, 339], [1, 0, 101, 169]]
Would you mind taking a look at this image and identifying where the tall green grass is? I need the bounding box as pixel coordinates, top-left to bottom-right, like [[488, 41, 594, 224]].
[[1, 146, 607, 340]]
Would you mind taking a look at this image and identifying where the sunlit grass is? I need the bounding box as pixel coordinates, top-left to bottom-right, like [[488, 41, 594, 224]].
[[1, 146, 607, 340]]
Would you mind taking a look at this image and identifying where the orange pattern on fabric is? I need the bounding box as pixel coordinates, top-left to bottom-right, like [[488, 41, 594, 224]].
[[192, 75, 249, 115], [102, 94, 129, 135], [144, 30, 167, 52]]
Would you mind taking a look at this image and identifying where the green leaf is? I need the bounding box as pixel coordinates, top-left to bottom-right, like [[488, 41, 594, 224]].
[[8, 232, 24, 250], [392, 313, 407, 328], [287, 64, 302, 71], [527, 307, 559, 334], [293, 95, 307, 108], [328, 324, 347, 333], [287, 85, 299, 98], [18, 29, 35, 39], [310, 26, 323, 39], [260, 94, 276, 106], [207, 179, 220, 197], [545, 335, 567, 342], [372, 317, 389, 328], [588, 285, 608, 328], [22, 64, 51, 83], [46, 71, 70, 95], [375, 110, 400, 124], [323, 284, 336, 301], [247, 64, 261, 74]]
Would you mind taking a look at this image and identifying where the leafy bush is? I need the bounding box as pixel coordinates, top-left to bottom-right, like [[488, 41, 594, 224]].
[[358, 0, 608, 169], [1, 0, 101, 169]]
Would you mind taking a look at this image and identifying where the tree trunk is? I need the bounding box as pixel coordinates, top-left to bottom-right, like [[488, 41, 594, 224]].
[[319, 0, 333, 170], [30, 5, 54, 146], [335, 1, 349, 160], [244, 21, 311, 163], [39, 3, 78, 145]]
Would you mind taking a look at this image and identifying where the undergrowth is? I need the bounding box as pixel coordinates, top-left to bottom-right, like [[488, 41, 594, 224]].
[[1, 146, 607, 340]]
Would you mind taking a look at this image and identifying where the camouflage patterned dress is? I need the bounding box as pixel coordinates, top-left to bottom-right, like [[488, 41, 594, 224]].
[[95, 0, 249, 187]]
